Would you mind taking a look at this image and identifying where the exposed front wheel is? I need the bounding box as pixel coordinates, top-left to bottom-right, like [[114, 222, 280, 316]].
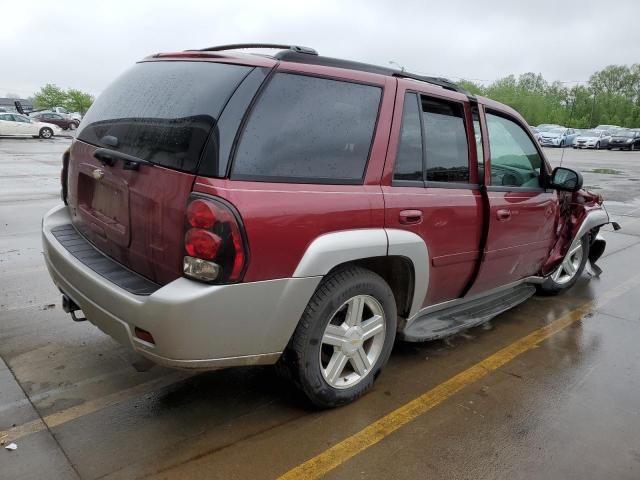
[[281, 266, 397, 408], [69, 122, 77, 131], [39, 127, 53, 139], [538, 235, 589, 295], [595, 142, 600, 150]]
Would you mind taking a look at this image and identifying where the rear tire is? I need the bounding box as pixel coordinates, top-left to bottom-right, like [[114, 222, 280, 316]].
[[280, 265, 397, 408], [39, 127, 53, 139], [538, 235, 589, 295]]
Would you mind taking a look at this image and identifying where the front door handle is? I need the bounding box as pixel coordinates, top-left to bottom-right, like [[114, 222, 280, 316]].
[[496, 208, 512, 221], [399, 210, 423, 225]]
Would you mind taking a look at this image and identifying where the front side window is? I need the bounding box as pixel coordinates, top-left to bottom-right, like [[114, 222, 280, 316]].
[[486, 113, 543, 188], [232, 73, 381, 184], [421, 97, 469, 183], [393, 93, 423, 182]]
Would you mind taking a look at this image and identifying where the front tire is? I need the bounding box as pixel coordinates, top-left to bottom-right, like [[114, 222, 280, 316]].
[[538, 235, 589, 295], [595, 142, 600, 150], [281, 266, 397, 408], [69, 122, 77, 131], [39, 127, 53, 139]]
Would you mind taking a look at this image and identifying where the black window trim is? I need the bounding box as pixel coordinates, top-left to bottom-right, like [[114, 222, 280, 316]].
[[391, 92, 423, 186], [484, 108, 549, 192], [228, 69, 385, 185]]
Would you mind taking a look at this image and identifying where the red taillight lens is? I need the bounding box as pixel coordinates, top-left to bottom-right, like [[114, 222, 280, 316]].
[[184, 228, 221, 260], [183, 195, 248, 283], [186, 199, 217, 229]]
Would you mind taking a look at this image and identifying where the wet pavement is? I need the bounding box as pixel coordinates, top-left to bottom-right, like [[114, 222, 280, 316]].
[[1, 139, 640, 479]]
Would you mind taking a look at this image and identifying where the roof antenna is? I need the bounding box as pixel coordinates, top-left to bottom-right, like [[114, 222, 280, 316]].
[[559, 87, 577, 168]]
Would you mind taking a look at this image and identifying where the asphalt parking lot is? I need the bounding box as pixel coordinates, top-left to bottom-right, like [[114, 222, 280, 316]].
[[2, 138, 640, 479]]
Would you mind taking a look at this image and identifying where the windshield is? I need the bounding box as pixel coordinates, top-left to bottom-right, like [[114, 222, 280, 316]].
[[548, 128, 566, 134], [77, 61, 252, 173], [615, 131, 635, 138], [579, 130, 600, 137]]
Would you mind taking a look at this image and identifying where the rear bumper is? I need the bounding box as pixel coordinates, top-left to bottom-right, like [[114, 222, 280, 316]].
[[42, 205, 321, 370]]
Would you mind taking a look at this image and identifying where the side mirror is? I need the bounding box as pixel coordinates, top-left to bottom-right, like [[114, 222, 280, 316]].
[[549, 167, 583, 192]]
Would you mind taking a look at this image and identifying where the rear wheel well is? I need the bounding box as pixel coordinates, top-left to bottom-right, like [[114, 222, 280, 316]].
[[327, 256, 414, 320]]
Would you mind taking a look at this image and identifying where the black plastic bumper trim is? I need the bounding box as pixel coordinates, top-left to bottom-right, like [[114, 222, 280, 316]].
[[50, 224, 160, 296]]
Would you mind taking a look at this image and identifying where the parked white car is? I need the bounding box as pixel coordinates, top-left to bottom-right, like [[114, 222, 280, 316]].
[[0, 113, 62, 138]]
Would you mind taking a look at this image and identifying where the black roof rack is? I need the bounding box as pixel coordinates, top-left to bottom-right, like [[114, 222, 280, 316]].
[[274, 50, 475, 100], [192, 43, 318, 55], [184, 44, 474, 100]]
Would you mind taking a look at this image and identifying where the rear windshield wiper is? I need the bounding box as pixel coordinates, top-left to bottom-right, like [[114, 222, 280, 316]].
[[93, 148, 154, 171]]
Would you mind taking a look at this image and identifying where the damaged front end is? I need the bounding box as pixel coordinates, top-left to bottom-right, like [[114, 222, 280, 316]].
[[542, 189, 620, 278]]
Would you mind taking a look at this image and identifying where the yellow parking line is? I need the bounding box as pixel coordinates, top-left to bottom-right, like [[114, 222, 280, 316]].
[[279, 274, 640, 480], [1, 371, 190, 443]]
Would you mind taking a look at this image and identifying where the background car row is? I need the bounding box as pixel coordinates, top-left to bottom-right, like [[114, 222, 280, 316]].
[[0, 105, 81, 138], [0, 112, 62, 138], [531, 124, 640, 150]]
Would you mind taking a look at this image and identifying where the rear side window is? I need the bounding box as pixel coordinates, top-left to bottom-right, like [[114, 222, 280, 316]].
[[77, 61, 252, 173], [393, 93, 423, 182], [231, 73, 381, 184], [422, 97, 469, 183]]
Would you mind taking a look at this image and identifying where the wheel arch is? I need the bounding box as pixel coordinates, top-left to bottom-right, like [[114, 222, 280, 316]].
[[292, 229, 429, 320]]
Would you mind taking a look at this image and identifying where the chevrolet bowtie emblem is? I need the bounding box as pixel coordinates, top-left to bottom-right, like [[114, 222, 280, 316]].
[[92, 168, 105, 180]]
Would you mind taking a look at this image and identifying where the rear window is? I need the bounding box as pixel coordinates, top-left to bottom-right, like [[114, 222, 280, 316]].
[[231, 73, 381, 184], [77, 61, 252, 172]]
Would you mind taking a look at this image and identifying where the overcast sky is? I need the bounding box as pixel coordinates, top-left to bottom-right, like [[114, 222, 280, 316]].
[[2, 0, 640, 98]]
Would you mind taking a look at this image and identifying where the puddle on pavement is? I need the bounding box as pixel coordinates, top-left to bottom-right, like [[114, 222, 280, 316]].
[[585, 168, 623, 175]]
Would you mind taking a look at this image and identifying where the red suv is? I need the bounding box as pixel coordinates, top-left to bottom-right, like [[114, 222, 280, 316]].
[[32, 112, 80, 130], [42, 44, 617, 407]]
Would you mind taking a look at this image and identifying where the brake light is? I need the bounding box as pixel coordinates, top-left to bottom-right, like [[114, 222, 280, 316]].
[[186, 199, 217, 229], [182, 195, 248, 283], [184, 229, 221, 259]]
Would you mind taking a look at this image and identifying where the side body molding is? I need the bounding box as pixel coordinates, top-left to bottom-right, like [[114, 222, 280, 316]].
[[292, 228, 429, 320]]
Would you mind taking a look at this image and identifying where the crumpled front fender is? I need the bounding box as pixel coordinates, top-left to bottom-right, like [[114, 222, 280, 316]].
[[541, 189, 613, 276]]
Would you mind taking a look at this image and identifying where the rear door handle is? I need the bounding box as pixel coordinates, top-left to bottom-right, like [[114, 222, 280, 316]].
[[496, 208, 511, 221], [399, 210, 423, 225]]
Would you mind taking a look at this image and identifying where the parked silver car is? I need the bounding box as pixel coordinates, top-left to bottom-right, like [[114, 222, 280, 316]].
[[538, 127, 579, 148], [573, 130, 610, 149]]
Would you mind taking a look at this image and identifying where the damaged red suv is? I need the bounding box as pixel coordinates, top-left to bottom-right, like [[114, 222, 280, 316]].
[[42, 44, 618, 407]]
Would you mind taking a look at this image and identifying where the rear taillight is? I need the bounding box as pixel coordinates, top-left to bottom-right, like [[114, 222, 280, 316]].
[[183, 195, 248, 283]]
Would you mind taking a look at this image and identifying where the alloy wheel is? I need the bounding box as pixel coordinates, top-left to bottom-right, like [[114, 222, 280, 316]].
[[551, 242, 584, 285], [319, 295, 386, 389]]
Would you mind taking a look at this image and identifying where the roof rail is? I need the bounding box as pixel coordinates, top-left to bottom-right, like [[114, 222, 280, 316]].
[[393, 72, 475, 100], [192, 43, 318, 55], [274, 50, 475, 101]]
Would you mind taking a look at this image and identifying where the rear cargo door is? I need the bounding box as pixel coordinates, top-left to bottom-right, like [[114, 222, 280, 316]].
[[67, 60, 255, 284]]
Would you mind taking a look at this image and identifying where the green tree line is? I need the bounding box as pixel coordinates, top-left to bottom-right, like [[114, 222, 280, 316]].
[[459, 64, 640, 128], [32, 84, 94, 115]]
